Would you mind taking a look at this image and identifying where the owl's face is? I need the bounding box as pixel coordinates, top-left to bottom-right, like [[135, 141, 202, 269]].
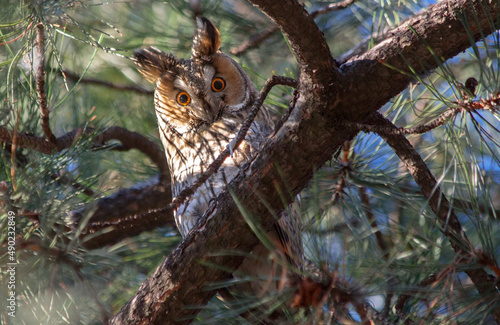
[[134, 18, 256, 134]]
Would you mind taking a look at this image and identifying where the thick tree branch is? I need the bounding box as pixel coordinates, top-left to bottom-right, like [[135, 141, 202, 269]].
[[71, 182, 174, 249], [340, 0, 500, 121], [110, 0, 500, 323]]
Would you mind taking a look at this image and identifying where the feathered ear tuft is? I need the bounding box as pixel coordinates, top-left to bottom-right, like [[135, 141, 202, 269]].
[[133, 47, 178, 83], [191, 17, 221, 61]]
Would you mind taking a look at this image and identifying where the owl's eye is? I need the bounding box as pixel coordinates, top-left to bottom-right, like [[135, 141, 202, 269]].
[[211, 77, 226, 92], [176, 91, 191, 105]]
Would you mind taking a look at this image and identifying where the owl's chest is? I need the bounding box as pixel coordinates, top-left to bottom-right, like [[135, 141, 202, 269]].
[[161, 129, 251, 237], [164, 131, 240, 183], [157, 116, 269, 237]]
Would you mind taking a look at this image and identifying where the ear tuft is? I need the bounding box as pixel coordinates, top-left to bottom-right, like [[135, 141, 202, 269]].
[[134, 47, 178, 83], [191, 17, 221, 61]]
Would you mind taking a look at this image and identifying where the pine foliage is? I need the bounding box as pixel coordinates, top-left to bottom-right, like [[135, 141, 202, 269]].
[[1, 0, 500, 324]]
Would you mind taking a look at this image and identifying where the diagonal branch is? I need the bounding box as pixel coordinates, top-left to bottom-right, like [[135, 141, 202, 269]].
[[368, 112, 500, 321]]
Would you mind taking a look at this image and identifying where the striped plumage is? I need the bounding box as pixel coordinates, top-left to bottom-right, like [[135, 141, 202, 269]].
[[134, 17, 301, 311], [134, 18, 273, 237]]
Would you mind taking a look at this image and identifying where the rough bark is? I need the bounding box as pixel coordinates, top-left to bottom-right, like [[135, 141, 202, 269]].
[[109, 0, 500, 324], [79, 183, 174, 250]]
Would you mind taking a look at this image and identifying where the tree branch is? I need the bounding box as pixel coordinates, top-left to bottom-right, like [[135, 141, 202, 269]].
[[36, 23, 58, 146], [230, 0, 360, 56], [61, 69, 153, 95], [109, 0, 500, 323], [0, 125, 169, 182], [368, 112, 500, 322], [350, 93, 500, 136]]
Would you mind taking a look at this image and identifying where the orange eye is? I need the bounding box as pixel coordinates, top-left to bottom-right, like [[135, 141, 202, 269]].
[[176, 91, 191, 105], [211, 77, 226, 92]]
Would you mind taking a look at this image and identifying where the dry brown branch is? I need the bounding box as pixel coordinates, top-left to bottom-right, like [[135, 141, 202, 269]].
[[350, 92, 500, 136], [36, 23, 58, 146], [61, 69, 153, 95], [0, 125, 169, 181], [230, 0, 360, 56]]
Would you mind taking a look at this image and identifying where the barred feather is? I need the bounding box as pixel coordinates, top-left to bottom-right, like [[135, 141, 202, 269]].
[[134, 17, 302, 314]]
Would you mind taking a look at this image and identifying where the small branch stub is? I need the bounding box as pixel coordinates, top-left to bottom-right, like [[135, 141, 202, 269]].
[[36, 23, 58, 146]]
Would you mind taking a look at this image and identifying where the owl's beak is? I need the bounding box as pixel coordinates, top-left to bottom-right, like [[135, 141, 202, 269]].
[[200, 101, 225, 124], [215, 105, 225, 121]]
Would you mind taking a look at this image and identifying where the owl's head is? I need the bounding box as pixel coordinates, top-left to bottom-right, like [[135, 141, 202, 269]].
[[134, 17, 257, 134]]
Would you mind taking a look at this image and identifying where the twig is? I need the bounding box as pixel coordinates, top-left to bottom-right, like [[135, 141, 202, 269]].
[[230, 26, 279, 56], [353, 107, 460, 135], [395, 273, 439, 317], [0, 125, 169, 182], [36, 23, 58, 146], [310, 0, 361, 18], [231, 0, 360, 56], [170, 75, 298, 209], [351, 93, 500, 136], [61, 69, 153, 95], [358, 187, 388, 258], [50, 172, 95, 197]]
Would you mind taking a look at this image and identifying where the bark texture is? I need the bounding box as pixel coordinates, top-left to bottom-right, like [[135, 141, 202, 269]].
[[110, 0, 500, 324]]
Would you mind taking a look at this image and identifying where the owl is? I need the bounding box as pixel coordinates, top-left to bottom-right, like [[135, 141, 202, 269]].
[[134, 17, 300, 305]]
